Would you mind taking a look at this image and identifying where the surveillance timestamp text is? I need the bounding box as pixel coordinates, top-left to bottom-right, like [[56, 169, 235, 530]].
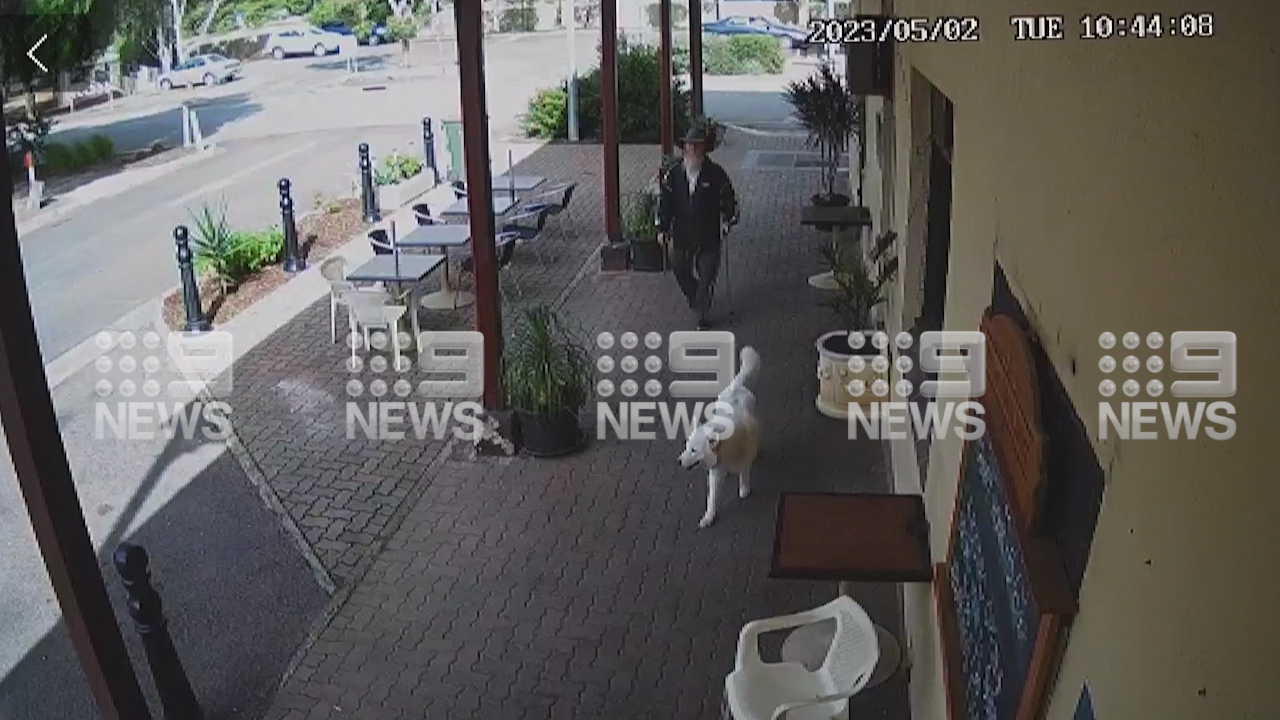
[[805, 16, 982, 45]]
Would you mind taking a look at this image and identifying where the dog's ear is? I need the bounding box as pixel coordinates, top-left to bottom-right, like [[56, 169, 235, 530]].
[[707, 434, 721, 451]]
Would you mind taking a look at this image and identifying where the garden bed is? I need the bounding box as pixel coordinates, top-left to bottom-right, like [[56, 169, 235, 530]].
[[162, 198, 367, 330]]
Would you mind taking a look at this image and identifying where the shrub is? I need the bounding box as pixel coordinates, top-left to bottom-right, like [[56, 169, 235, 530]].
[[499, 0, 537, 33], [622, 190, 658, 242], [374, 151, 424, 185], [71, 141, 98, 168], [774, 1, 798, 24], [190, 201, 285, 291], [522, 42, 690, 142], [309, 0, 360, 27], [385, 17, 418, 43], [704, 35, 785, 75], [42, 143, 75, 173], [87, 134, 115, 162], [230, 227, 284, 274]]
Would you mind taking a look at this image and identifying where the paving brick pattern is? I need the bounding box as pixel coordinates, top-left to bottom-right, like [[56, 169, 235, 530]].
[[230, 132, 909, 719]]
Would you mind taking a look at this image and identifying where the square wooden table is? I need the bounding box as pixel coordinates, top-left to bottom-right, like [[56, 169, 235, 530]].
[[770, 491, 932, 689], [770, 492, 932, 582]]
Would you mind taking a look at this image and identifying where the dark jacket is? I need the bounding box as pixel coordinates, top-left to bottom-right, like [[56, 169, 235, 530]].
[[656, 159, 738, 249]]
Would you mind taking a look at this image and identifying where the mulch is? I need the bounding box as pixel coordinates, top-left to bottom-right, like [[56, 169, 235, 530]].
[[162, 198, 368, 330]]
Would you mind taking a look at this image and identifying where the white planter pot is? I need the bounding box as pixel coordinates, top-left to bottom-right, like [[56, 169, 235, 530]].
[[815, 330, 883, 419], [376, 171, 434, 211]]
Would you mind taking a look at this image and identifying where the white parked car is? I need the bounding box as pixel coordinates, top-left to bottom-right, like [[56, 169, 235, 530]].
[[158, 54, 242, 90], [265, 27, 344, 59]]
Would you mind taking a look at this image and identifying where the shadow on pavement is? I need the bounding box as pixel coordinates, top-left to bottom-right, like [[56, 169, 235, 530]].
[[0, 447, 326, 720], [47, 93, 266, 154]]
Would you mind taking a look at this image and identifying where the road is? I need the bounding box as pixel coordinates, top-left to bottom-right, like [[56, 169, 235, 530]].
[[22, 31, 575, 360]]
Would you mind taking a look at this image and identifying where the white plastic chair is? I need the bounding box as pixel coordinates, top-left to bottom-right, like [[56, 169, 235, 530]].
[[724, 596, 879, 720], [342, 288, 409, 369], [320, 257, 354, 343]]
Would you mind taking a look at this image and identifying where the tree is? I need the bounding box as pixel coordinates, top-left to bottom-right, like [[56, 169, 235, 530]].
[[0, 0, 115, 114]]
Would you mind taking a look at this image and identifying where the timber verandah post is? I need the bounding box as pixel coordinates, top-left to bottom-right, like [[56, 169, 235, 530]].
[[659, 0, 675, 156], [601, 0, 621, 241], [0, 125, 153, 720], [455, 0, 503, 408]]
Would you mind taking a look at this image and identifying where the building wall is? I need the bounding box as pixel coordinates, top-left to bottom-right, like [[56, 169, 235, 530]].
[[875, 2, 1280, 719]]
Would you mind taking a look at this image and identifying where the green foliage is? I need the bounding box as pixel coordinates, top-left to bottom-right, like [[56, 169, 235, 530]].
[[309, 0, 360, 27], [189, 201, 284, 292], [522, 42, 690, 143], [384, 16, 417, 42], [810, 2, 852, 18], [499, 0, 537, 33], [37, 134, 115, 173], [373, 151, 423, 185], [502, 305, 592, 415], [0, 1, 115, 86], [622, 190, 658, 242], [819, 231, 897, 328], [521, 87, 568, 139], [8, 113, 51, 159], [704, 35, 785, 75], [784, 64, 861, 198]]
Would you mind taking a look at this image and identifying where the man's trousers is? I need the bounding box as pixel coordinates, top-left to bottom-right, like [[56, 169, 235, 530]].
[[670, 242, 720, 319]]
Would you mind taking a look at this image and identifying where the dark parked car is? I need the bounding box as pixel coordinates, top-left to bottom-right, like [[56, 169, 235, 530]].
[[319, 21, 390, 45], [703, 16, 809, 49]]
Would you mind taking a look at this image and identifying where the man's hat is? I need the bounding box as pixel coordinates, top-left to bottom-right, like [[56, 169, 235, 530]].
[[677, 127, 709, 146]]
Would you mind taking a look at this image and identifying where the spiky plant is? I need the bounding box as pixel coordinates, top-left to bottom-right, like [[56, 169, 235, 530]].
[[783, 64, 862, 201], [502, 305, 592, 415]]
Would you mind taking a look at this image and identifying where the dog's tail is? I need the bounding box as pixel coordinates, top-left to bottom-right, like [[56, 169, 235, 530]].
[[728, 346, 761, 392]]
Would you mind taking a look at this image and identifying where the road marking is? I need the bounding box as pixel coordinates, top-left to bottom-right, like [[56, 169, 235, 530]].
[[168, 140, 320, 207]]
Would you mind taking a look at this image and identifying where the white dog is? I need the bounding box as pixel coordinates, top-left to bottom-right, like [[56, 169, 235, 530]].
[[677, 346, 762, 528]]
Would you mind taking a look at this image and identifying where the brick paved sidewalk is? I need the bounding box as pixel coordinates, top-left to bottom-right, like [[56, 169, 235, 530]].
[[225, 131, 909, 719]]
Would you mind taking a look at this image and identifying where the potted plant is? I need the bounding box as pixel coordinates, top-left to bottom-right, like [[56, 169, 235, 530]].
[[783, 64, 864, 229], [624, 189, 665, 271], [815, 231, 898, 419], [374, 150, 430, 209], [503, 305, 592, 456]]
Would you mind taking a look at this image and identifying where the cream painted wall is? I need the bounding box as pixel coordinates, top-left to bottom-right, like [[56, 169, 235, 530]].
[[877, 2, 1280, 719]]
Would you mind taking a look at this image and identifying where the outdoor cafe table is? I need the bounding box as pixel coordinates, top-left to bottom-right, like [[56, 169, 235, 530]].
[[440, 193, 519, 219], [769, 491, 933, 688], [395, 224, 474, 310], [344, 254, 445, 342]]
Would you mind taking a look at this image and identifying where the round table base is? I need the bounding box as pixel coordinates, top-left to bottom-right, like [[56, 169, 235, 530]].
[[780, 621, 902, 689], [419, 290, 474, 310]]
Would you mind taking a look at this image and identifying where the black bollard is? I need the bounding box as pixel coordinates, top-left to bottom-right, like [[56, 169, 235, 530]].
[[175, 226, 211, 332], [358, 142, 380, 223], [113, 543, 206, 720], [422, 117, 440, 185], [278, 178, 305, 273]]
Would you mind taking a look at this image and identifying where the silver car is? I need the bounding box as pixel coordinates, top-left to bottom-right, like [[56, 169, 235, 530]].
[[265, 27, 344, 59], [158, 54, 242, 90]]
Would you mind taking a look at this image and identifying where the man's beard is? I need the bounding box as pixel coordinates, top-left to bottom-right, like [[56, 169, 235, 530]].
[[684, 157, 702, 174]]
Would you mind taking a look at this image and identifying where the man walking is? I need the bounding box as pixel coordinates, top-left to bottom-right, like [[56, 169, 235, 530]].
[[656, 128, 739, 329]]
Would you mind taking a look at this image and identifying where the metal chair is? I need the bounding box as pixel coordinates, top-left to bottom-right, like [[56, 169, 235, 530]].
[[500, 206, 552, 265], [411, 203, 436, 226], [450, 180, 467, 200], [461, 232, 522, 302], [723, 596, 879, 720], [369, 228, 393, 255], [521, 182, 577, 227]]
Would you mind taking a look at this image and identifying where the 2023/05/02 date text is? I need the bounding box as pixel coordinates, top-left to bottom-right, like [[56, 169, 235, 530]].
[[805, 16, 981, 44]]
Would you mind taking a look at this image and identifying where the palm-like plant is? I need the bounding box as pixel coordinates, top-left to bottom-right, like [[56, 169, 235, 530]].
[[783, 64, 862, 202], [189, 200, 239, 295], [503, 305, 592, 416], [820, 231, 898, 330]]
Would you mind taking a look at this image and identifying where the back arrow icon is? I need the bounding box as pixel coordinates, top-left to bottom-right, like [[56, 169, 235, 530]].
[[28, 34, 48, 73]]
